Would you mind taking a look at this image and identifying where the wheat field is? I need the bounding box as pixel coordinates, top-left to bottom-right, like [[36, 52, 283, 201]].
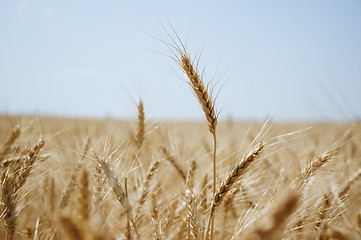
[[0, 114, 360, 240], [1, 36, 361, 239]]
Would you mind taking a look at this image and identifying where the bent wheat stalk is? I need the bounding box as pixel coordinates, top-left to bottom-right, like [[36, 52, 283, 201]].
[[242, 189, 300, 240], [96, 156, 140, 239], [339, 168, 361, 198], [161, 146, 186, 182], [205, 142, 264, 239]]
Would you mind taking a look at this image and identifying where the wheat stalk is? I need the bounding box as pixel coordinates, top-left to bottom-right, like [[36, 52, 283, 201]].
[[205, 142, 264, 239], [179, 49, 218, 239]]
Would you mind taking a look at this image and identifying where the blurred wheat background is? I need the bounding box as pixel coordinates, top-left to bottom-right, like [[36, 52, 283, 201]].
[[1, 1, 361, 240]]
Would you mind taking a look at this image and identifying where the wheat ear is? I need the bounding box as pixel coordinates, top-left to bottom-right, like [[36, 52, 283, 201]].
[[173, 219, 187, 240], [299, 150, 332, 184], [339, 168, 361, 198], [59, 215, 85, 240], [14, 138, 44, 191], [0, 125, 20, 162], [59, 173, 77, 209], [243, 189, 300, 240], [135, 100, 145, 149], [213, 143, 263, 208], [186, 160, 199, 240], [151, 188, 161, 240], [205, 142, 264, 239], [96, 157, 140, 239], [180, 54, 217, 134], [1, 176, 17, 240], [136, 159, 160, 216], [315, 193, 331, 235], [97, 158, 126, 205], [162, 199, 179, 237], [186, 189, 199, 240], [224, 187, 240, 219], [77, 168, 90, 221], [186, 160, 197, 191], [160, 146, 187, 181], [222, 189, 239, 239], [48, 177, 55, 212], [199, 174, 208, 213]]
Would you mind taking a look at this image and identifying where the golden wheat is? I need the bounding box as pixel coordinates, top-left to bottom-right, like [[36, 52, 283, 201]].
[[0, 29, 359, 240]]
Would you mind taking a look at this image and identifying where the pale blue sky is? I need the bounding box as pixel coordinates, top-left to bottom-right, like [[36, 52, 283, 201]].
[[1, 0, 360, 122]]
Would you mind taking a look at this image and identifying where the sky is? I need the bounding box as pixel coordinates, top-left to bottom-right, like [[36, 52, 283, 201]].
[[0, 0, 360, 122]]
